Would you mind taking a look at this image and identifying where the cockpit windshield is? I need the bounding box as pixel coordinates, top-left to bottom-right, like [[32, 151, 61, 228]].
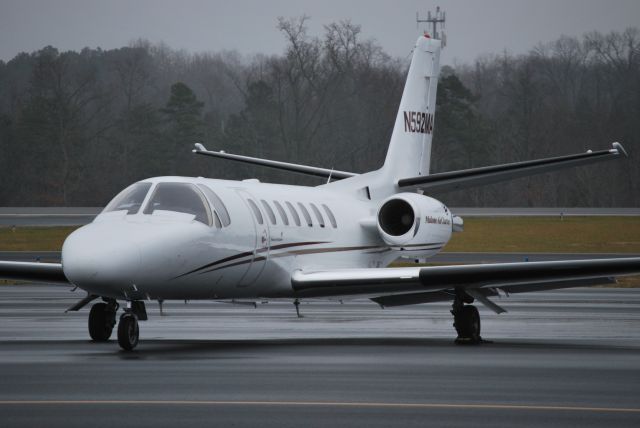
[[143, 183, 211, 225], [103, 182, 152, 215]]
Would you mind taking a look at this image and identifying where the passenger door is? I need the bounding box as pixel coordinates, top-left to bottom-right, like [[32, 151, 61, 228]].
[[236, 190, 270, 287]]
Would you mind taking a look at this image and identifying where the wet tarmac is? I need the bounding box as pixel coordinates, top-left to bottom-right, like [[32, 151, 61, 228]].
[[0, 285, 639, 427]]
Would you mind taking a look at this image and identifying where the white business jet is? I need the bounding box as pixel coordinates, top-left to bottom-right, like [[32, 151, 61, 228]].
[[1, 35, 638, 351]]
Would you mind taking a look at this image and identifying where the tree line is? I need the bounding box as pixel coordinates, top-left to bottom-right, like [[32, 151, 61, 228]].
[[0, 17, 638, 207]]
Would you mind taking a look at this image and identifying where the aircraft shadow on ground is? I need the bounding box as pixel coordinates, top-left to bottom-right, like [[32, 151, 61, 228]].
[[2, 338, 637, 362], [53, 337, 636, 360]]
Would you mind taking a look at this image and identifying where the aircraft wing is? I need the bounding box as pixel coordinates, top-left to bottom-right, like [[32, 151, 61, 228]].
[[193, 144, 357, 180], [291, 258, 640, 305], [0, 261, 68, 284], [369, 277, 616, 309], [397, 142, 627, 193]]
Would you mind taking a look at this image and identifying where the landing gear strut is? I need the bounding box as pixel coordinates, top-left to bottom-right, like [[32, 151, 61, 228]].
[[451, 291, 482, 344], [293, 299, 303, 318], [88, 300, 118, 342]]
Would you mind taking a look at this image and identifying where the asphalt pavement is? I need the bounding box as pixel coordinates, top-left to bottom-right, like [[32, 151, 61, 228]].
[[0, 285, 639, 427]]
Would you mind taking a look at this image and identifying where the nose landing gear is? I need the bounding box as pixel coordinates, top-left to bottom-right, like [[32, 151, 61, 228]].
[[117, 301, 147, 351], [87, 299, 145, 350], [117, 313, 139, 351]]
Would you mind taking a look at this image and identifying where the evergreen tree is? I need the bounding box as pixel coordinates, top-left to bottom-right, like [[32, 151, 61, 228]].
[[432, 71, 491, 173], [161, 82, 204, 175]]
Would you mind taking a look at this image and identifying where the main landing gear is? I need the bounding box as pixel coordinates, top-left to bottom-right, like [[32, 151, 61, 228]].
[[451, 291, 482, 344], [87, 300, 146, 351], [88, 300, 118, 342]]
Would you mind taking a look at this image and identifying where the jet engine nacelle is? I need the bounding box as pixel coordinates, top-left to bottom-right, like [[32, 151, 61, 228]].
[[376, 193, 452, 251]]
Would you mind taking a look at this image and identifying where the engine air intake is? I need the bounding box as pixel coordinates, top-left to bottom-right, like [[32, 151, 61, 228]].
[[378, 199, 415, 236]]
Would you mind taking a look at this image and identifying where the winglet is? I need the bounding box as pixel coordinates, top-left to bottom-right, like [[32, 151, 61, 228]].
[[612, 142, 628, 157]]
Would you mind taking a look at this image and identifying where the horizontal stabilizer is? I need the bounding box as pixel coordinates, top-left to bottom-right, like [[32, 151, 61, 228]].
[[193, 144, 357, 180], [397, 142, 627, 192]]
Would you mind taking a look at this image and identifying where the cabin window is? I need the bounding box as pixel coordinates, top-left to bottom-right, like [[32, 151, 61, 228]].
[[197, 184, 230, 227], [103, 182, 152, 215], [261, 200, 277, 225], [143, 182, 211, 225], [322, 204, 337, 228], [297, 203, 313, 227], [285, 201, 301, 226], [247, 199, 263, 225], [273, 201, 289, 226], [310, 203, 325, 228]]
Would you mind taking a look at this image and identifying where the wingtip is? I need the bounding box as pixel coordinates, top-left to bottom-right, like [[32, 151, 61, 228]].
[[612, 142, 628, 157]]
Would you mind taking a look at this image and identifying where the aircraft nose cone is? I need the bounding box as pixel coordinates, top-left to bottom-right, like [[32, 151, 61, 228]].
[[62, 225, 141, 293]]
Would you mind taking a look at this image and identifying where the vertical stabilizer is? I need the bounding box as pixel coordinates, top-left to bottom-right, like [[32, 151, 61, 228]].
[[382, 36, 441, 180], [323, 35, 442, 200]]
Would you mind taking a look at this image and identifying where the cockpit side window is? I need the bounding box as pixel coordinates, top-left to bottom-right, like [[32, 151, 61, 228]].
[[103, 182, 152, 215], [198, 184, 231, 227], [143, 183, 211, 225], [212, 211, 222, 229]]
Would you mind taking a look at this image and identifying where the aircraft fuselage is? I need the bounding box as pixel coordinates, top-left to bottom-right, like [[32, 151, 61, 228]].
[[62, 176, 452, 301]]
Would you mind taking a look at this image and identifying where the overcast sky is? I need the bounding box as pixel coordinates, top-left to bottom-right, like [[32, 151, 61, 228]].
[[1, 0, 639, 65]]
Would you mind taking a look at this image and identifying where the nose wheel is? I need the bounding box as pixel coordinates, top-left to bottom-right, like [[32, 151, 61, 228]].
[[88, 302, 117, 342], [117, 313, 139, 351]]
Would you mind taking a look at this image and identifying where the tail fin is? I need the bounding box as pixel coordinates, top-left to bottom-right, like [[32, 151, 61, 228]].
[[381, 36, 442, 180]]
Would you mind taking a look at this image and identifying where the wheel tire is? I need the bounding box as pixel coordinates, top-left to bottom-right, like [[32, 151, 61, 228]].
[[454, 305, 481, 342], [117, 313, 139, 351], [88, 303, 115, 342]]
